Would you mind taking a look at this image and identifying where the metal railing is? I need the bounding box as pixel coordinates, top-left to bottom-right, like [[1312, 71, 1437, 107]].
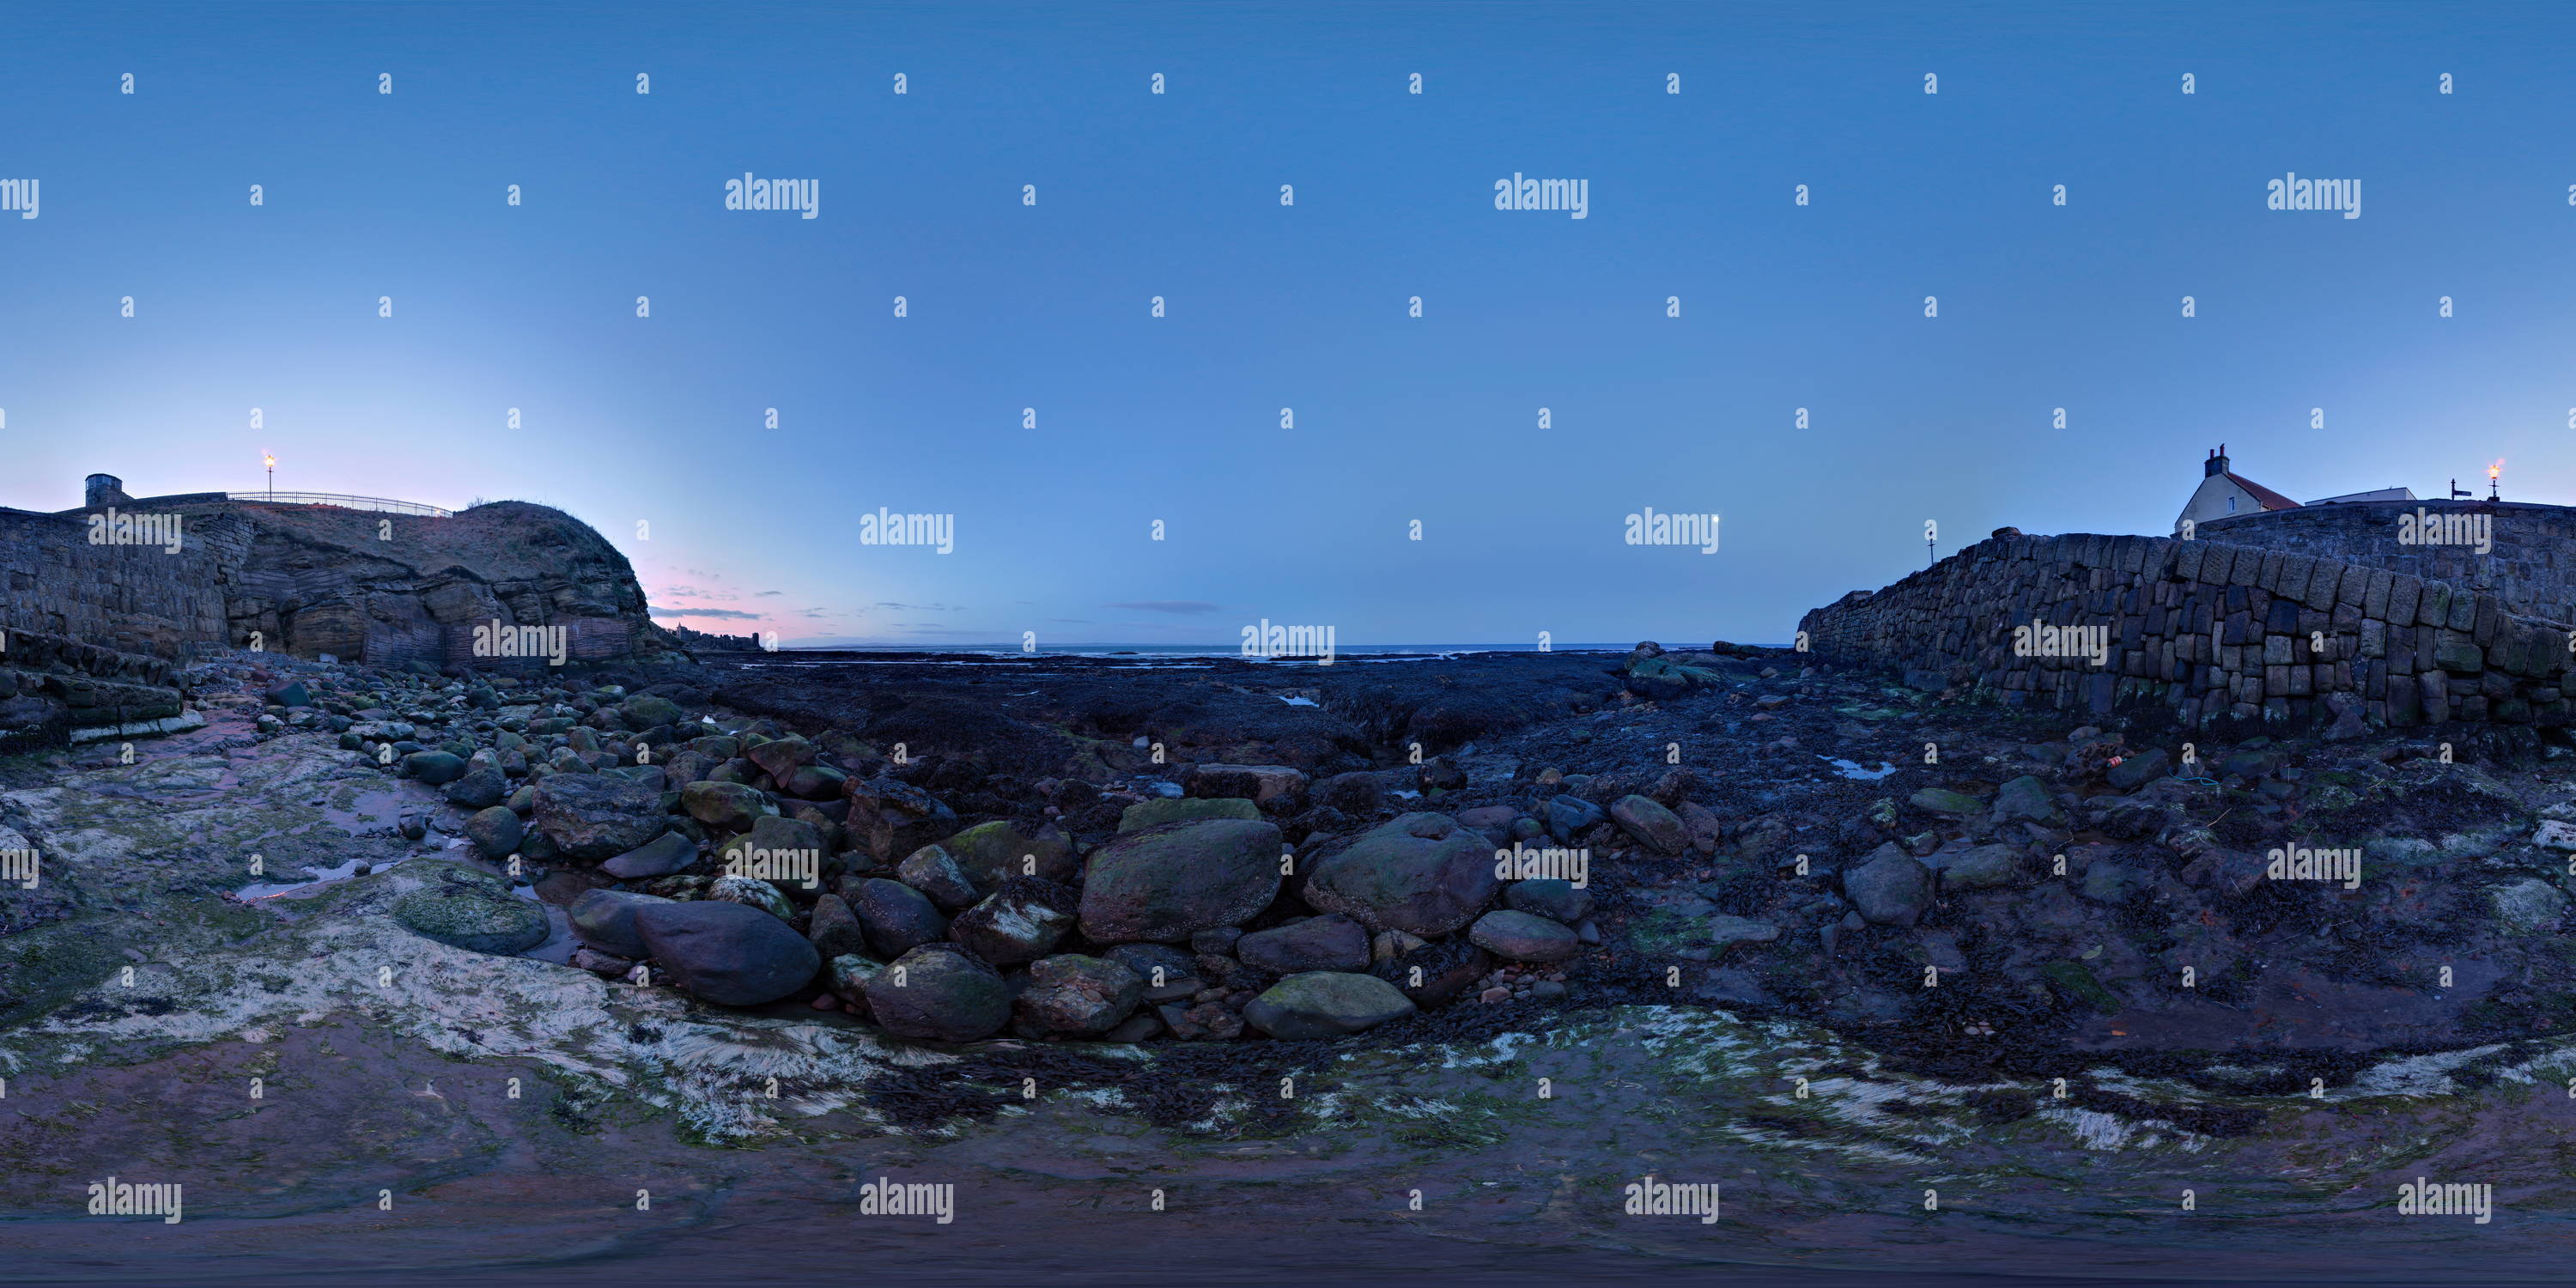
[[226, 492, 453, 518]]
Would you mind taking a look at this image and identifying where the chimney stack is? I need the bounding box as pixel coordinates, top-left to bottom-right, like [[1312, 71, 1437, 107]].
[[2204, 445, 2230, 478]]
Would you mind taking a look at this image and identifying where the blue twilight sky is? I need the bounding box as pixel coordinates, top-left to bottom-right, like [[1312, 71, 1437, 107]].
[[3, 2, 2573, 647]]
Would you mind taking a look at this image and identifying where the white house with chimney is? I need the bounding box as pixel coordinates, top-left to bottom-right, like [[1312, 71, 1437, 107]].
[[2174, 445, 2414, 534]]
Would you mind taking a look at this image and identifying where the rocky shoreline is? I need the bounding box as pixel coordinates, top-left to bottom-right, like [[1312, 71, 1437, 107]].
[[16, 633, 2562, 1083], [9, 635, 2576, 1281]]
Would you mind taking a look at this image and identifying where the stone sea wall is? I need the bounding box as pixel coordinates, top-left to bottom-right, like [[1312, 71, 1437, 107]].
[[1796, 532, 2576, 728], [0, 507, 237, 659], [2201, 498, 2576, 624]]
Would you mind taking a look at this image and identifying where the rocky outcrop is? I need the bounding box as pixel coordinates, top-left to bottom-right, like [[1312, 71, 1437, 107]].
[[3, 481, 673, 667], [0, 628, 187, 752], [202, 499, 671, 666]]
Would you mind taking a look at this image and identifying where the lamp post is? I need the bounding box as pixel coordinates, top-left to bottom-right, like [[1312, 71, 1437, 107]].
[[263, 453, 275, 501]]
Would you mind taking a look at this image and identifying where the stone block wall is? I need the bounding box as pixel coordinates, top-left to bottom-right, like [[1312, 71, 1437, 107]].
[[2199, 499, 2576, 624], [1796, 532, 2575, 728], [0, 507, 236, 659]]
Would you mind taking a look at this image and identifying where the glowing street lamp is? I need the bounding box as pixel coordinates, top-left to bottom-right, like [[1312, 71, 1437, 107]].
[[263, 453, 275, 500], [2489, 459, 2503, 502]]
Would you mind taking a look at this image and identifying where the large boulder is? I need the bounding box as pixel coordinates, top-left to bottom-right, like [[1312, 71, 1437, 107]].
[[1301, 812, 1499, 937], [1184, 764, 1308, 809], [845, 777, 957, 861], [463, 805, 525, 860], [602, 830, 697, 879], [392, 863, 548, 955], [443, 767, 509, 810], [621, 694, 684, 730], [1467, 909, 1582, 963], [864, 945, 1011, 1042], [717, 814, 828, 890], [635, 899, 821, 1005], [568, 889, 672, 958], [1908, 787, 1984, 817], [948, 878, 1077, 967], [661, 750, 717, 787], [1242, 971, 1417, 1040], [1844, 845, 1935, 927], [896, 843, 981, 911], [708, 874, 796, 921], [1504, 878, 1592, 924], [1939, 843, 2026, 890], [807, 892, 868, 959], [1119, 797, 1261, 832], [533, 773, 665, 860], [851, 877, 950, 959], [1078, 818, 1283, 943], [404, 750, 469, 787], [1608, 795, 1688, 854], [743, 735, 816, 783], [1236, 914, 1371, 974], [1013, 954, 1144, 1036], [940, 819, 1076, 887], [782, 764, 848, 801], [2106, 749, 2172, 793], [1991, 775, 2063, 824], [681, 780, 775, 832], [1544, 794, 1606, 842]]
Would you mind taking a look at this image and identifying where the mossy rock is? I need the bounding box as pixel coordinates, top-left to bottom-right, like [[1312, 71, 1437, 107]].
[[1908, 787, 1984, 817], [2039, 959, 2119, 1012], [392, 863, 547, 955], [1118, 797, 1261, 832]]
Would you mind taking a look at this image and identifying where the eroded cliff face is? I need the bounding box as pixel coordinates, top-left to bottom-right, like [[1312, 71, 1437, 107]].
[[204, 501, 673, 666], [3, 495, 672, 668]]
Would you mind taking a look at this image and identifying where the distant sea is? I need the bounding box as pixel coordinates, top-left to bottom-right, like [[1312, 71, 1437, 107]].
[[762, 642, 1766, 659]]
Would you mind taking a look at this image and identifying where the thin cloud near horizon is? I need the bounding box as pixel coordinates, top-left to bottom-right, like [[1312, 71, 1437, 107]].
[[1106, 600, 1221, 615]]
